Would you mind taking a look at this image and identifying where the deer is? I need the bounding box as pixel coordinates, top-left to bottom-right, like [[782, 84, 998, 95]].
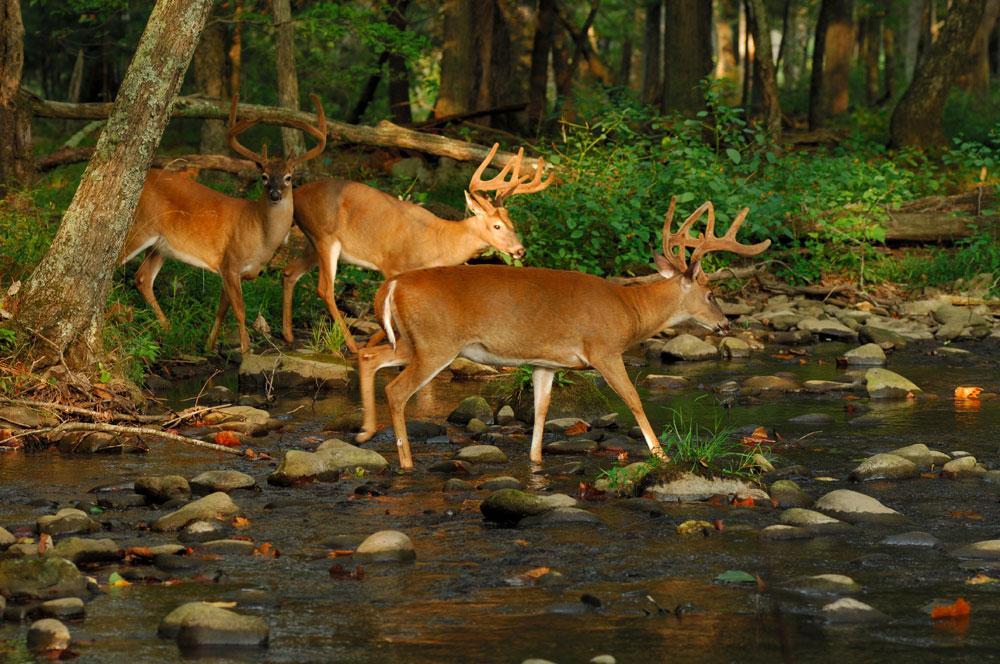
[[354, 196, 771, 470], [118, 93, 327, 354], [280, 142, 553, 354]]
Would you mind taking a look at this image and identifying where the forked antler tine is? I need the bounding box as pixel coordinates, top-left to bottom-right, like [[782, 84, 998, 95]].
[[227, 94, 267, 166], [287, 93, 328, 168], [689, 205, 772, 266], [662, 199, 711, 272], [503, 154, 554, 200], [469, 143, 502, 196]]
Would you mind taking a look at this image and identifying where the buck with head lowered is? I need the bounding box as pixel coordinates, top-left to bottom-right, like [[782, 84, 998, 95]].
[[281, 143, 552, 353], [355, 196, 771, 469], [118, 94, 327, 354]]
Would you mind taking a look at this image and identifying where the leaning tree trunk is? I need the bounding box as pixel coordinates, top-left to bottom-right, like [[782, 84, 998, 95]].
[[661, 0, 712, 116], [889, 0, 987, 148], [10, 0, 214, 371], [0, 0, 32, 196], [745, 0, 781, 140], [272, 0, 304, 157]]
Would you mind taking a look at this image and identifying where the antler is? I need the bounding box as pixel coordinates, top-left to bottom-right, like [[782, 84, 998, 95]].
[[661, 195, 771, 278], [227, 94, 266, 166], [286, 93, 327, 168], [468, 143, 553, 209]]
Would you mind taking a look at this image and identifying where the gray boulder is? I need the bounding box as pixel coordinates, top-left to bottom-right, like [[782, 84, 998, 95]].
[[37, 509, 99, 536], [189, 470, 255, 495], [27, 618, 71, 652], [160, 601, 269, 648], [768, 480, 814, 508], [822, 597, 889, 624], [447, 396, 494, 425], [848, 453, 920, 482], [454, 445, 507, 464], [152, 492, 241, 532], [843, 343, 886, 366], [813, 489, 908, 525], [135, 475, 191, 504], [661, 334, 718, 361], [267, 450, 339, 486], [353, 531, 416, 563], [239, 352, 355, 391], [42, 537, 120, 564], [0, 557, 87, 600], [865, 368, 922, 399], [316, 439, 389, 472]]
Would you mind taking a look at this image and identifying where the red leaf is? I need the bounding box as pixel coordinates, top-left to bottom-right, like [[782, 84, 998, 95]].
[[931, 597, 971, 620], [214, 431, 242, 448]]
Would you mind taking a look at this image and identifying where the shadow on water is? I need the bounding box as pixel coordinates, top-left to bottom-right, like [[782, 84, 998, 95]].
[[2, 339, 1000, 662]]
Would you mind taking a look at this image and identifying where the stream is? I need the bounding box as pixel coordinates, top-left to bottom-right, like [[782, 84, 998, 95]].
[[2, 339, 1000, 663]]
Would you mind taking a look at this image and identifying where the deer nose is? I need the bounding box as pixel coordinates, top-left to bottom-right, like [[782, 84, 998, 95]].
[[269, 189, 282, 202], [716, 319, 731, 335], [512, 247, 526, 260]]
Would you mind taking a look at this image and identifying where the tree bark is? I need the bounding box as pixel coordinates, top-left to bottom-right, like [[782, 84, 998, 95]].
[[661, 0, 713, 116], [193, 3, 227, 155], [11, 0, 214, 370], [744, 0, 781, 140], [386, 0, 412, 125], [0, 0, 32, 195], [229, 0, 244, 99], [435, 0, 475, 116], [641, 0, 662, 106], [527, 0, 556, 131], [890, 0, 987, 148], [824, 0, 852, 117], [272, 0, 304, 157], [714, 0, 737, 80], [859, 10, 881, 105], [958, 0, 1000, 96]]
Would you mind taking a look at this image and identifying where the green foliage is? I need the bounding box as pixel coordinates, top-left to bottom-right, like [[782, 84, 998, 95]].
[[493, 365, 578, 403], [660, 399, 757, 476], [304, 318, 345, 355]]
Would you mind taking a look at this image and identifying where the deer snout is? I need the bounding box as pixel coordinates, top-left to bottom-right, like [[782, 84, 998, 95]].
[[512, 247, 526, 260], [269, 189, 283, 202], [715, 318, 731, 336]]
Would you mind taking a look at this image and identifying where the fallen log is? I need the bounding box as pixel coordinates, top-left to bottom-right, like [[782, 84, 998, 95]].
[[38, 147, 258, 178]]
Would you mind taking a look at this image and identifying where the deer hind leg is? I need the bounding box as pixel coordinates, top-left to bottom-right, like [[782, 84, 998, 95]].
[[314, 239, 360, 355], [528, 367, 555, 463], [134, 250, 169, 327], [356, 342, 409, 444], [281, 244, 319, 343], [382, 352, 455, 470], [590, 353, 668, 461], [208, 271, 248, 353]]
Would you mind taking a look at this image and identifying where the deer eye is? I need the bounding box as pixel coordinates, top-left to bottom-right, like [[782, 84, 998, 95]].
[[284, 174, 292, 184], [261, 174, 269, 183], [493, 224, 501, 230]]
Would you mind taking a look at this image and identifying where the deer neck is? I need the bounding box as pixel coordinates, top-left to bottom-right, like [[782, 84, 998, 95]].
[[619, 276, 693, 343], [434, 216, 490, 263], [253, 191, 296, 248]]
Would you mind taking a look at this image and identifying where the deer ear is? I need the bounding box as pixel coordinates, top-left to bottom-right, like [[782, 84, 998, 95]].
[[465, 191, 488, 217], [653, 253, 682, 280]]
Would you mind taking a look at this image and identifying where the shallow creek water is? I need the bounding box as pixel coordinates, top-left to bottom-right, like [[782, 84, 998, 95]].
[[3, 340, 1000, 663]]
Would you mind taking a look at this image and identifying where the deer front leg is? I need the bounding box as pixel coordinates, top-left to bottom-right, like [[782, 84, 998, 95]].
[[208, 271, 249, 353], [590, 354, 668, 462], [314, 240, 360, 355], [134, 250, 168, 327], [281, 245, 319, 343], [528, 366, 555, 463]]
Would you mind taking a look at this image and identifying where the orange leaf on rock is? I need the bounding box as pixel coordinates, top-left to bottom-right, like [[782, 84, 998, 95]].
[[564, 421, 589, 436], [523, 567, 550, 579], [732, 496, 755, 507], [326, 550, 355, 558], [931, 597, 971, 620], [37, 534, 53, 554], [214, 431, 242, 448], [954, 386, 983, 399], [231, 516, 250, 528]]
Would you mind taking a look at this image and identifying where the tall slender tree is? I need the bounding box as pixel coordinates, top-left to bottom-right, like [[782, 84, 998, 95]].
[[273, 0, 304, 156], [661, 0, 713, 116], [0, 0, 32, 195], [809, 0, 853, 129], [745, 0, 781, 140]]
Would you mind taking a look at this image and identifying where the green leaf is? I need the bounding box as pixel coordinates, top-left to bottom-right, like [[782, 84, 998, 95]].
[[726, 148, 741, 165], [715, 569, 757, 583]]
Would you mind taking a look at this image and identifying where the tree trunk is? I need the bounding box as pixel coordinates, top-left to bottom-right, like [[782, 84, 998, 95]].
[[744, 0, 781, 140], [890, 0, 988, 148], [0, 0, 32, 195], [859, 11, 881, 105], [809, 0, 853, 130], [11, 0, 214, 370], [387, 0, 412, 125], [641, 0, 662, 106], [903, 0, 927, 79], [435, 0, 475, 116], [661, 0, 713, 116], [527, 0, 556, 131], [714, 0, 737, 80], [882, 21, 898, 102], [958, 0, 1000, 96], [229, 0, 244, 98], [193, 3, 227, 155], [272, 0, 304, 157]]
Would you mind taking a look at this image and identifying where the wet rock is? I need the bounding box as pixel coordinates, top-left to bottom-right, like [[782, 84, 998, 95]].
[[983, 470, 1000, 484], [36, 597, 85, 620], [788, 573, 860, 595], [496, 405, 517, 425], [201, 405, 272, 436], [822, 597, 889, 624], [27, 618, 71, 652], [759, 525, 814, 541], [642, 374, 690, 389], [593, 412, 620, 429], [178, 519, 234, 544], [865, 368, 922, 399], [152, 492, 241, 532], [316, 438, 389, 472], [447, 396, 494, 425], [268, 450, 338, 486], [135, 475, 191, 504], [544, 417, 588, 433], [189, 470, 256, 495], [323, 410, 364, 433], [477, 476, 522, 491], [43, 537, 119, 564], [239, 351, 355, 392], [37, 509, 99, 536], [449, 357, 499, 378], [849, 453, 920, 482], [0, 557, 87, 600], [646, 472, 769, 504], [798, 317, 857, 340], [0, 526, 14, 550], [859, 325, 907, 349], [844, 343, 886, 366], [518, 507, 605, 528], [97, 493, 146, 510], [882, 531, 940, 547], [950, 540, 1000, 560], [442, 478, 476, 492], [540, 461, 586, 476], [661, 334, 718, 361], [197, 539, 257, 556], [200, 385, 236, 405], [942, 455, 984, 476], [718, 337, 751, 358], [465, 418, 489, 434], [617, 497, 666, 517], [847, 414, 883, 427], [160, 601, 269, 647], [788, 413, 836, 424], [480, 489, 575, 525], [741, 375, 800, 393], [888, 444, 934, 471], [933, 302, 991, 328], [779, 508, 855, 534], [589, 655, 617, 664], [768, 480, 814, 508], [802, 379, 855, 394], [767, 311, 803, 330], [353, 531, 415, 563], [769, 329, 814, 345], [545, 439, 599, 454], [593, 462, 653, 495], [453, 445, 506, 464], [154, 553, 206, 573], [0, 405, 58, 428], [814, 489, 908, 525], [426, 460, 479, 475], [318, 534, 365, 550]]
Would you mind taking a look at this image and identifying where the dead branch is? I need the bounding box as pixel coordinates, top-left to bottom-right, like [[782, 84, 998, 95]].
[[46, 421, 259, 457]]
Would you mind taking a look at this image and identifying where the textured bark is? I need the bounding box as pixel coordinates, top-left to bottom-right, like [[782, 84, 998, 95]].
[[890, 0, 987, 147], [526, 0, 556, 130], [661, 0, 713, 116], [958, 0, 1000, 96], [386, 0, 412, 125], [808, 0, 844, 130], [0, 0, 32, 194], [882, 22, 897, 102], [714, 0, 737, 79], [824, 0, 853, 116], [641, 0, 662, 105], [744, 0, 781, 140], [272, 0, 304, 157], [229, 0, 244, 98], [859, 11, 882, 105], [435, 0, 475, 116], [193, 4, 227, 155], [12, 0, 214, 369]]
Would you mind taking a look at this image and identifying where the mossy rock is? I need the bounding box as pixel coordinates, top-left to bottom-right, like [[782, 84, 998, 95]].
[[499, 371, 610, 423]]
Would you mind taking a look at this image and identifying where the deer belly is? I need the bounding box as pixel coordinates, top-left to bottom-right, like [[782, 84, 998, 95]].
[[159, 240, 215, 272], [338, 249, 379, 272], [459, 344, 587, 370]]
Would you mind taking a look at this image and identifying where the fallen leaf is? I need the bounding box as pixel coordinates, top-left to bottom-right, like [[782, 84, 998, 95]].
[[37, 533, 53, 554], [677, 520, 715, 535], [523, 567, 551, 579], [564, 421, 589, 435], [931, 597, 971, 620], [122, 546, 155, 564], [715, 569, 757, 583], [813, 476, 838, 482], [326, 550, 355, 558], [966, 574, 997, 585], [576, 482, 608, 501], [947, 509, 983, 520], [732, 496, 755, 507], [231, 516, 251, 528], [214, 430, 242, 448], [108, 572, 131, 587], [254, 541, 279, 558], [954, 386, 983, 399]]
